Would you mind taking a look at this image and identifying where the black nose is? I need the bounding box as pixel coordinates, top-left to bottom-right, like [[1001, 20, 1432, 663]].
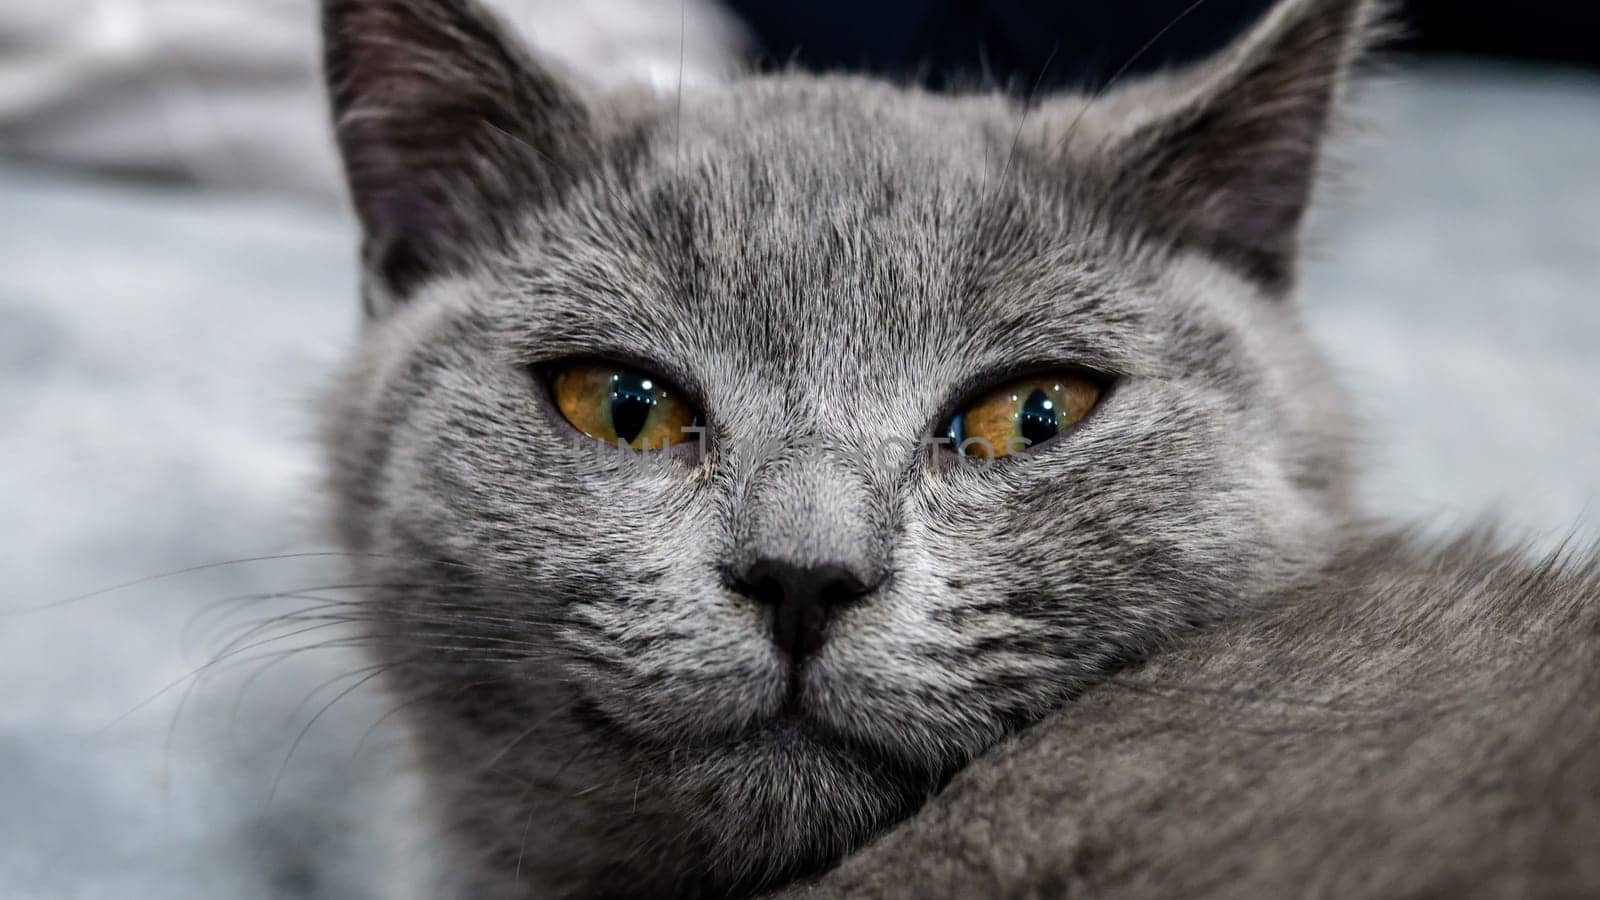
[[733, 559, 874, 666]]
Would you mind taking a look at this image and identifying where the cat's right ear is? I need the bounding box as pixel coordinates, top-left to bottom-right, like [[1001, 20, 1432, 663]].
[[323, 0, 595, 315], [1066, 0, 1382, 296]]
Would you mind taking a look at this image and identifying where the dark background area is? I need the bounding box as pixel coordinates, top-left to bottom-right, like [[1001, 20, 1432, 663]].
[[721, 0, 1600, 91]]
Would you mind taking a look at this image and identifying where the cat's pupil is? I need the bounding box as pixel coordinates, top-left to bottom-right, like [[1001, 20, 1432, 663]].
[[1018, 389, 1059, 448], [609, 372, 656, 445]]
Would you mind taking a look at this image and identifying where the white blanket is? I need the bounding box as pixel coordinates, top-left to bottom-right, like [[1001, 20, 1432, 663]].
[[0, 0, 746, 201]]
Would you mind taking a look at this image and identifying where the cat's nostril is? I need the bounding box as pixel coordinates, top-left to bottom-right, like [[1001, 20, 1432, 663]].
[[734, 559, 873, 666]]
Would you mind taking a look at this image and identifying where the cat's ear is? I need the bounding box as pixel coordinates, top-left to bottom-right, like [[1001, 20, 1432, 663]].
[[1092, 0, 1382, 294], [323, 0, 595, 313]]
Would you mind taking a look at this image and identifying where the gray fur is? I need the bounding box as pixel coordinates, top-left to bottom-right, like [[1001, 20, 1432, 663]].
[[783, 530, 1600, 898], [316, 0, 1596, 896]]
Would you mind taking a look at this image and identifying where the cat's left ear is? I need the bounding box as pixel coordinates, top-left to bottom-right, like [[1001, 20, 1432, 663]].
[[1086, 0, 1383, 295], [323, 0, 596, 314]]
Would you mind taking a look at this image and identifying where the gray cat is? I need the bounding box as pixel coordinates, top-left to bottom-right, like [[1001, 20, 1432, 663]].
[[317, 0, 1600, 896]]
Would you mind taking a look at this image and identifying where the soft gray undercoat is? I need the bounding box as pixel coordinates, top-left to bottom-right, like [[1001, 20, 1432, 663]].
[[316, 0, 1599, 895]]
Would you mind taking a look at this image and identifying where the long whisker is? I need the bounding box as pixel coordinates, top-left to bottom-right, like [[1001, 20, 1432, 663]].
[[675, 0, 687, 171], [1056, 0, 1215, 155], [109, 613, 561, 741], [349, 678, 501, 759], [265, 664, 405, 808], [209, 604, 565, 655], [516, 742, 593, 882], [477, 703, 569, 774], [12, 551, 477, 615], [996, 42, 1062, 190], [184, 580, 486, 644], [97, 615, 357, 738]]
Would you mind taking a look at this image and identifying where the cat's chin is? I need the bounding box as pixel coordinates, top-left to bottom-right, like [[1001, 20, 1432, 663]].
[[583, 682, 940, 802], [585, 707, 937, 899], [747, 704, 874, 760], [761, 706, 822, 743], [718, 690, 943, 776], [601, 686, 915, 768], [695, 711, 940, 864]]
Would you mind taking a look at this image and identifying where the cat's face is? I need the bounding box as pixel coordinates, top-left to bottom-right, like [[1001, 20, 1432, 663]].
[[321, 0, 1369, 895]]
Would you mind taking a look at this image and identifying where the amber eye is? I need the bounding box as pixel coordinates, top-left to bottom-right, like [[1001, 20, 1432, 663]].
[[549, 361, 700, 451], [945, 373, 1101, 459]]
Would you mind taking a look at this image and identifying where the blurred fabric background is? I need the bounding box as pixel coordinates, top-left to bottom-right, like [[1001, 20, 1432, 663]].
[[2, 2, 1596, 898]]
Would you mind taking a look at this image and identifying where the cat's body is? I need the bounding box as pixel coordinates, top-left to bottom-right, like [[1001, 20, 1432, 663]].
[[789, 529, 1600, 897], [316, 0, 1598, 896]]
